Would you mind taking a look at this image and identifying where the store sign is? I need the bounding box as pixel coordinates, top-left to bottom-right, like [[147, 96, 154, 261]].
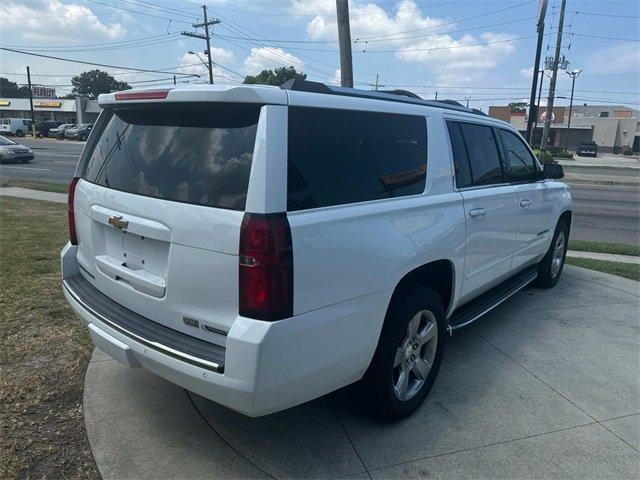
[[34, 100, 62, 108], [32, 86, 56, 98], [0, 100, 10, 106]]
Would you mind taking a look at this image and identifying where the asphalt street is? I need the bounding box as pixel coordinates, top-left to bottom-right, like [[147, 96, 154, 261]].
[[1, 137, 638, 245]]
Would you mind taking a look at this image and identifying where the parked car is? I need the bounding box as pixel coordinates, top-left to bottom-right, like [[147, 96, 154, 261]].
[[0, 118, 32, 137], [64, 124, 92, 141], [49, 123, 76, 139], [0, 135, 34, 163], [577, 141, 598, 157], [35, 121, 62, 138], [61, 82, 572, 420]]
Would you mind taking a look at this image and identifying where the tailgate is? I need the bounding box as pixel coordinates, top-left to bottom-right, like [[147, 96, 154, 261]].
[[72, 101, 263, 346]]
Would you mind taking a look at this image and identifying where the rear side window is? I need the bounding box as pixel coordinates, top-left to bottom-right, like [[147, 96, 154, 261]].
[[83, 103, 261, 211], [498, 129, 538, 183], [447, 121, 505, 187], [446, 121, 472, 188], [287, 107, 427, 211]]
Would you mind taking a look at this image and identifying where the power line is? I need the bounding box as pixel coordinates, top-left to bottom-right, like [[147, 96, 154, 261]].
[[357, 34, 542, 53], [1, 33, 177, 50], [566, 10, 640, 19], [570, 33, 640, 42], [3, 35, 183, 53], [355, 0, 535, 41], [0, 47, 197, 77], [83, 0, 194, 24]]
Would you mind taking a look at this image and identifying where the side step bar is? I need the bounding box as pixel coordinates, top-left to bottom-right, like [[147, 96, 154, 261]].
[[447, 265, 538, 335]]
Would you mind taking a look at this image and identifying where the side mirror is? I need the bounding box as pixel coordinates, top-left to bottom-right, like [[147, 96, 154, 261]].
[[543, 163, 564, 179]]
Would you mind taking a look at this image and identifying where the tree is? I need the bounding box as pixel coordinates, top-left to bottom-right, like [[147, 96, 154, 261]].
[[0, 77, 31, 98], [508, 102, 528, 114], [243, 66, 306, 86], [71, 70, 131, 98]]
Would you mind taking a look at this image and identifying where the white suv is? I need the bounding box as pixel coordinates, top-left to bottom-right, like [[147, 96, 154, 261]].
[[61, 81, 572, 419]]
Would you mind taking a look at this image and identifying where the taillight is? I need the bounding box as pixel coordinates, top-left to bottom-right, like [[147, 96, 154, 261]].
[[239, 213, 293, 321], [68, 177, 80, 245]]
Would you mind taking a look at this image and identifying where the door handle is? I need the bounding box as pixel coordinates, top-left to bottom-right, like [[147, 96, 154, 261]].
[[469, 208, 486, 218], [519, 199, 532, 208]]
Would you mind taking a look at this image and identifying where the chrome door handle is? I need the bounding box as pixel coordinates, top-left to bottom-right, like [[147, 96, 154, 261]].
[[469, 208, 486, 218], [519, 199, 532, 208]]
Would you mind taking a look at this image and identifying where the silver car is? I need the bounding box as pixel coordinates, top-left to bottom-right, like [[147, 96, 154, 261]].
[[0, 135, 34, 163]]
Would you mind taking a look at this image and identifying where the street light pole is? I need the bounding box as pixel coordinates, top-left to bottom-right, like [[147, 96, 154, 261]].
[[564, 69, 582, 151]]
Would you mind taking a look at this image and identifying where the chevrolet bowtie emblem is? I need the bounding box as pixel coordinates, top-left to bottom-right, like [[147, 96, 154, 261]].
[[108, 215, 129, 230]]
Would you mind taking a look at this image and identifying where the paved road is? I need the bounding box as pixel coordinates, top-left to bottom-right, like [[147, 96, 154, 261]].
[[570, 183, 640, 245], [0, 137, 84, 184], [2, 138, 638, 245]]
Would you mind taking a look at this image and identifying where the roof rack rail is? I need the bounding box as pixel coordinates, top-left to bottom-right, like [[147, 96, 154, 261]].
[[279, 79, 486, 116]]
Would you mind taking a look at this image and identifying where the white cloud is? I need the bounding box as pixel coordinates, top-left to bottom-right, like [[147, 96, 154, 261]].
[[396, 32, 517, 70], [292, 0, 517, 73], [242, 47, 304, 74], [520, 67, 535, 79], [590, 43, 640, 75], [0, 0, 126, 42]]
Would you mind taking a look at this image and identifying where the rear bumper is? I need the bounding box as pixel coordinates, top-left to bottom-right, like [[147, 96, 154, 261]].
[[61, 243, 390, 416]]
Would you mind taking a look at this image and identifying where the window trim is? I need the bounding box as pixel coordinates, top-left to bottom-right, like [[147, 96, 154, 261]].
[[447, 119, 508, 191], [496, 127, 543, 185]]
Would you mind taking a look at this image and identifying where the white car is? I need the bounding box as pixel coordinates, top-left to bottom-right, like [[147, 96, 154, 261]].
[[61, 82, 572, 419]]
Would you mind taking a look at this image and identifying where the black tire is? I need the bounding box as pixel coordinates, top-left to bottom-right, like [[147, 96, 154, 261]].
[[80, 134, 87, 141], [15, 130, 24, 137], [362, 287, 447, 420], [536, 219, 569, 288]]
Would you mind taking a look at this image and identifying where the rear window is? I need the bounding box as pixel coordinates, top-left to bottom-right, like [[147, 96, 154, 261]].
[[82, 103, 261, 210], [287, 107, 427, 211]]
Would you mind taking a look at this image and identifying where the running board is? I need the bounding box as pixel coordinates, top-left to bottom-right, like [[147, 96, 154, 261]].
[[447, 265, 538, 335]]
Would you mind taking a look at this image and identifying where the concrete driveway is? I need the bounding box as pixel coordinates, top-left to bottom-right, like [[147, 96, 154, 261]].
[[83, 265, 639, 479]]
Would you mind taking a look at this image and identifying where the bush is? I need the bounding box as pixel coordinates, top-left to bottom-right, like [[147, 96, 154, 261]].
[[533, 149, 553, 163], [622, 146, 633, 155]]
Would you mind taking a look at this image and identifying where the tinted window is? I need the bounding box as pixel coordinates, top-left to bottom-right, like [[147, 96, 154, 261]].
[[83, 103, 261, 210], [446, 121, 472, 188], [287, 107, 427, 210], [498, 129, 538, 182], [458, 123, 504, 186]]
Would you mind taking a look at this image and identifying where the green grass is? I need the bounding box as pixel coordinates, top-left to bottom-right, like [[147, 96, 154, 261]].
[[0, 178, 68, 194], [566, 257, 640, 281], [0, 197, 98, 479], [568, 239, 640, 257]]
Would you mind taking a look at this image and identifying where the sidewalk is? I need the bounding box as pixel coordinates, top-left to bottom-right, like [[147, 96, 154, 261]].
[[567, 250, 640, 265], [558, 154, 640, 170], [0, 186, 66, 203]]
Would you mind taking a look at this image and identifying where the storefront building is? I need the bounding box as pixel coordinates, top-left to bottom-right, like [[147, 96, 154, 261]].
[[0, 97, 100, 125], [489, 104, 640, 153]]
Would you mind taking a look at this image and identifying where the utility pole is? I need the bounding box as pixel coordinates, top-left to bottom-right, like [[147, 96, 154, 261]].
[[435, 91, 438, 100], [26, 66, 36, 137], [336, 0, 353, 88], [564, 69, 582, 151], [465, 96, 470, 108], [181, 5, 219, 85], [539, 0, 566, 154], [368, 74, 385, 91], [526, 0, 548, 144]]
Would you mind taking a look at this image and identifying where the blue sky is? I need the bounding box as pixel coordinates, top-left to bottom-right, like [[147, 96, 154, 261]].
[[1, 0, 638, 111]]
